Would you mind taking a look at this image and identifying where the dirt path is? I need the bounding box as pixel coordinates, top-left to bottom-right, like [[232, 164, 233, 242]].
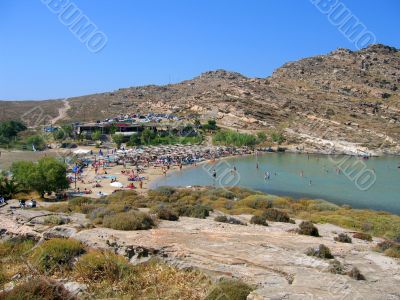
[[52, 98, 71, 124]]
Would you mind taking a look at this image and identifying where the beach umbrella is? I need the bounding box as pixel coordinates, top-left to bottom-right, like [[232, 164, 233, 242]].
[[110, 182, 123, 188]]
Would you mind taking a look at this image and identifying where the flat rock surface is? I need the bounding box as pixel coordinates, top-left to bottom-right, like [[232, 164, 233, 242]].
[[1, 203, 399, 299]]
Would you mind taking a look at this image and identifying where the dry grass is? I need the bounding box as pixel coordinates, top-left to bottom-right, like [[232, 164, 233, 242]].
[[73, 250, 211, 299]]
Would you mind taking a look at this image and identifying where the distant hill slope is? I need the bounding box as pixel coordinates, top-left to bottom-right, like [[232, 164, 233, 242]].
[[1, 44, 399, 154]]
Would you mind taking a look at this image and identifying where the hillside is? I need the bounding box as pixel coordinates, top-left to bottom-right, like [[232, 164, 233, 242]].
[[1, 44, 399, 155]]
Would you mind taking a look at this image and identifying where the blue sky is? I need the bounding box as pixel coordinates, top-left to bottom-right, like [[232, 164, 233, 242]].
[[1, 0, 399, 100]]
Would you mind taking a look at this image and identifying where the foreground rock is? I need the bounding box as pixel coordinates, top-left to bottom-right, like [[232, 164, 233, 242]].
[[1, 203, 399, 299]]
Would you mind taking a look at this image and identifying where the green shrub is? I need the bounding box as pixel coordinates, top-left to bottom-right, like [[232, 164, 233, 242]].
[[334, 233, 352, 243], [205, 279, 254, 300], [305, 244, 333, 259], [102, 211, 155, 231], [352, 232, 372, 241], [74, 250, 133, 283], [239, 195, 272, 210], [151, 205, 179, 221], [347, 267, 365, 280], [262, 208, 294, 223], [30, 238, 85, 274], [178, 204, 212, 219], [298, 221, 320, 237], [0, 277, 75, 300], [250, 215, 268, 226], [214, 216, 245, 225]]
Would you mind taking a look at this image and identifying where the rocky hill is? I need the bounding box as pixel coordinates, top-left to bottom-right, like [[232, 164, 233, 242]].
[[1, 44, 399, 155]]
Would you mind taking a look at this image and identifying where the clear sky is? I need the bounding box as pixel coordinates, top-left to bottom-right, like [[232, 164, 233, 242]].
[[1, 0, 399, 100]]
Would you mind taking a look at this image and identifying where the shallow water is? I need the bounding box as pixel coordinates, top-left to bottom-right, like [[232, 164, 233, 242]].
[[152, 153, 400, 214]]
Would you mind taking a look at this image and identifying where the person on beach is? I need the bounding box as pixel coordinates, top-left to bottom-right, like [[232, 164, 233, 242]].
[[256, 162, 259, 170]]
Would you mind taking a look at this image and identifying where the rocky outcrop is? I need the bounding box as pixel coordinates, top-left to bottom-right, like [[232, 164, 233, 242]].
[[1, 202, 399, 299]]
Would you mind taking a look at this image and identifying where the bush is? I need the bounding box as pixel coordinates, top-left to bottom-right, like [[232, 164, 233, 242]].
[[305, 244, 333, 259], [0, 238, 36, 260], [102, 211, 155, 231], [347, 267, 365, 280], [375, 240, 400, 258], [298, 221, 320, 237], [178, 204, 212, 219], [43, 215, 69, 226], [328, 260, 345, 274], [214, 216, 245, 225], [205, 279, 254, 300], [352, 232, 372, 242], [334, 233, 352, 243], [0, 277, 75, 300], [239, 195, 272, 210], [151, 205, 179, 221], [74, 251, 133, 283], [30, 238, 85, 274], [383, 244, 400, 258], [250, 215, 268, 226], [262, 208, 294, 223]]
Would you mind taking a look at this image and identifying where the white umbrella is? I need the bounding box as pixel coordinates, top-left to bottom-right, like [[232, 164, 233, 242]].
[[110, 182, 123, 188]]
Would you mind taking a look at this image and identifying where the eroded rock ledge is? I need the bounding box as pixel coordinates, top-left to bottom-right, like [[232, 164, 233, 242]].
[[1, 203, 399, 300]]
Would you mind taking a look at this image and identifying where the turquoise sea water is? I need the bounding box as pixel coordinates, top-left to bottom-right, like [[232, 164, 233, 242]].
[[151, 153, 400, 214]]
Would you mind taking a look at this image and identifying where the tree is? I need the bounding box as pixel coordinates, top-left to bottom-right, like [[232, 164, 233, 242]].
[[91, 131, 102, 141], [26, 135, 46, 151], [11, 157, 69, 198], [112, 134, 125, 148], [53, 129, 65, 141], [0, 174, 20, 200], [109, 124, 118, 135], [0, 120, 26, 144], [128, 133, 142, 146], [141, 128, 156, 145]]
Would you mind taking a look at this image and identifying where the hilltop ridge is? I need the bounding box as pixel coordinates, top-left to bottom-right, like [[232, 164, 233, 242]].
[[1, 44, 399, 155]]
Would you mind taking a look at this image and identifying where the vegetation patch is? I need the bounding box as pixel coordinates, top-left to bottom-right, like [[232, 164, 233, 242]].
[[43, 215, 69, 226], [177, 204, 212, 219], [74, 250, 133, 283], [352, 232, 372, 241], [262, 208, 294, 223], [347, 267, 365, 280], [150, 205, 179, 221], [30, 238, 85, 274], [250, 215, 268, 226], [205, 279, 254, 300], [0, 277, 75, 300], [334, 233, 352, 243], [102, 211, 155, 231], [305, 244, 333, 259], [214, 215, 246, 225], [375, 240, 400, 258], [297, 221, 320, 237]]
